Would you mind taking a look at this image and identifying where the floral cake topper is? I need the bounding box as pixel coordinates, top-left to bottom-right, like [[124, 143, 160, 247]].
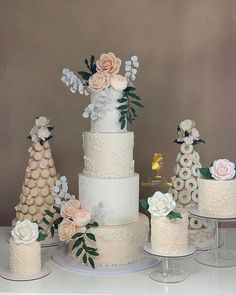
[[199, 159, 236, 181], [12, 220, 45, 244], [61, 52, 143, 129], [27, 116, 53, 145], [174, 119, 205, 145], [140, 191, 182, 220]]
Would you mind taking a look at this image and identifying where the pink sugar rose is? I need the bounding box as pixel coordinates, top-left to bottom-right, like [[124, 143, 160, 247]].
[[89, 71, 110, 92], [61, 199, 81, 218], [58, 218, 76, 242], [72, 208, 91, 227], [210, 159, 235, 181], [96, 52, 121, 75], [110, 74, 128, 91]]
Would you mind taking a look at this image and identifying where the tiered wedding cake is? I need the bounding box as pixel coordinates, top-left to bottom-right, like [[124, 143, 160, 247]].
[[62, 52, 149, 266]]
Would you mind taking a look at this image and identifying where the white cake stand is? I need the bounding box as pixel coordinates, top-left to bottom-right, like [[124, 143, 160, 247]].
[[188, 207, 236, 268], [144, 243, 196, 283]]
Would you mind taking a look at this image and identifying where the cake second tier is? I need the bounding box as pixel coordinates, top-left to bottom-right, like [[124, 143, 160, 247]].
[[82, 131, 134, 178], [79, 173, 139, 225]]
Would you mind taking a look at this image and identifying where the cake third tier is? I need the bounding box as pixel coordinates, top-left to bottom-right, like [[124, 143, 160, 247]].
[[83, 131, 134, 178], [79, 173, 139, 225]]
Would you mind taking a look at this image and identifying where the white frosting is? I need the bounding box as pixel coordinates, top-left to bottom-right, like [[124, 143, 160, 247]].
[[151, 210, 188, 254], [83, 131, 134, 178], [90, 90, 127, 133], [68, 214, 149, 266], [10, 238, 41, 276], [198, 177, 236, 216], [79, 173, 139, 225]]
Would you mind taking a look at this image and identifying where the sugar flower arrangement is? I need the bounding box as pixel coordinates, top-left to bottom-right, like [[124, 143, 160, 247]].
[[174, 119, 205, 145], [140, 191, 182, 220], [12, 220, 46, 244], [61, 52, 143, 129], [199, 159, 236, 181], [41, 176, 99, 268], [27, 116, 53, 145]]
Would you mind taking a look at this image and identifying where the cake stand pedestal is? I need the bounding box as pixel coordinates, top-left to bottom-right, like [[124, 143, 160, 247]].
[[144, 243, 196, 283], [188, 207, 236, 268]]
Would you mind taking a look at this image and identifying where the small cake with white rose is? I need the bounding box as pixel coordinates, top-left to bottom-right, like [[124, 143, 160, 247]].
[[147, 192, 189, 255], [198, 159, 236, 217], [10, 220, 42, 276]]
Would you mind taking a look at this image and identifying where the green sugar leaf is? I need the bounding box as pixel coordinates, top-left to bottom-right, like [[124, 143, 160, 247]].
[[53, 206, 61, 214], [37, 232, 47, 242], [42, 218, 50, 225], [117, 104, 128, 110], [117, 98, 127, 103], [45, 210, 54, 218], [128, 92, 141, 100], [139, 199, 149, 211], [89, 222, 99, 227], [88, 257, 95, 269], [72, 232, 84, 239], [78, 71, 91, 81], [86, 233, 96, 241], [72, 238, 83, 250], [199, 167, 213, 179], [50, 226, 55, 237], [167, 211, 182, 220], [82, 253, 87, 264], [53, 217, 63, 225], [131, 101, 144, 107], [126, 86, 136, 92], [121, 120, 126, 130], [76, 247, 83, 257]]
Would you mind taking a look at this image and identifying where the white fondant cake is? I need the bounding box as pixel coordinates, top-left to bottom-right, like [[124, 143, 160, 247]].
[[90, 90, 127, 133], [68, 214, 149, 266], [83, 131, 134, 178], [10, 239, 41, 276], [151, 210, 189, 255], [198, 177, 236, 216], [79, 173, 139, 225]]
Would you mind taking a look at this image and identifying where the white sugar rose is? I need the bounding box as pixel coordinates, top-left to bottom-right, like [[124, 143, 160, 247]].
[[11, 220, 39, 244], [179, 119, 195, 133], [61, 199, 81, 218], [110, 74, 128, 91], [89, 72, 110, 92], [37, 127, 50, 141], [148, 191, 176, 217], [96, 52, 121, 75], [58, 218, 76, 242], [210, 159, 236, 181], [36, 116, 50, 128], [183, 135, 194, 145], [72, 208, 91, 227]]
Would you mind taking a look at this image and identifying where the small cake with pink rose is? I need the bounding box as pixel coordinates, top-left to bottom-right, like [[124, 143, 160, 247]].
[[143, 191, 189, 255], [198, 159, 236, 217]]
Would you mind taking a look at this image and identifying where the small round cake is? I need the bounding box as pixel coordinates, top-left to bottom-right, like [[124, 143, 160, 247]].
[[10, 220, 41, 277], [151, 210, 188, 255], [198, 177, 236, 217], [10, 239, 41, 276]]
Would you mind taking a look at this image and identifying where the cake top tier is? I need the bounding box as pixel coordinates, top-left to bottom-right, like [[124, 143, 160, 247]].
[[61, 52, 144, 133]]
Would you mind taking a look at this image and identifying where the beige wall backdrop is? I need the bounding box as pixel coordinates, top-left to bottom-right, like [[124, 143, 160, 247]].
[[1, 0, 236, 225]]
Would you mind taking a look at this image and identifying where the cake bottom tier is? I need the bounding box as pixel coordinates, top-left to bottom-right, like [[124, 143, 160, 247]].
[[151, 210, 188, 255], [10, 239, 41, 276], [68, 214, 149, 266]]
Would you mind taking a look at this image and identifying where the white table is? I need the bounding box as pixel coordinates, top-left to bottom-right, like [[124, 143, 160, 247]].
[[0, 226, 236, 295]]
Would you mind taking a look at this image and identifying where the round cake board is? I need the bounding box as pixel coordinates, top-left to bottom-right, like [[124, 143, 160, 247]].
[[5, 232, 61, 248], [0, 265, 51, 281], [144, 243, 196, 258], [52, 246, 160, 275], [188, 207, 236, 221]]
